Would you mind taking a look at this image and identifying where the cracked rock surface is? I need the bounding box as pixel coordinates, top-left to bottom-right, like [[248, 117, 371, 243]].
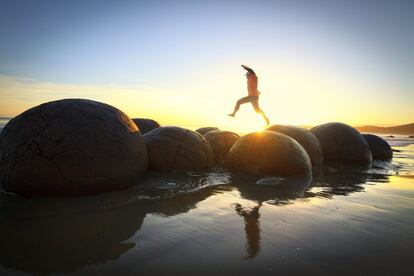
[[266, 125, 323, 166], [144, 126, 214, 171], [311, 122, 372, 165], [0, 99, 148, 196], [204, 130, 240, 163], [196, 127, 219, 135], [132, 118, 160, 134], [363, 134, 393, 160], [226, 131, 312, 176]]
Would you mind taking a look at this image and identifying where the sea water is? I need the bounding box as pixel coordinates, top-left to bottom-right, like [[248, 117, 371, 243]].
[[0, 119, 413, 275]]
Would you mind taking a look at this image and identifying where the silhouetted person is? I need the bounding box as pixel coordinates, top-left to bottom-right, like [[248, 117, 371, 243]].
[[234, 202, 262, 259], [228, 65, 270, 125]]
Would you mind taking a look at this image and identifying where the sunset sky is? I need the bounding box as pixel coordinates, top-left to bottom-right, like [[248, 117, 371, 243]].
[[0, 0, 413, 132]]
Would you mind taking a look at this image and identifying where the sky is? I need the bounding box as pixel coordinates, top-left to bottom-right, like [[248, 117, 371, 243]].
[[0, 0, 413, 132]]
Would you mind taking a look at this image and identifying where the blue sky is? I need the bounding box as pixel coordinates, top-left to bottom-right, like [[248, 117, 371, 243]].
[[0, 0, 413, 128]]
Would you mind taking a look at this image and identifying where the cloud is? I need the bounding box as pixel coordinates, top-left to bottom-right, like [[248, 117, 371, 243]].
[[0, 75, 197, 123]]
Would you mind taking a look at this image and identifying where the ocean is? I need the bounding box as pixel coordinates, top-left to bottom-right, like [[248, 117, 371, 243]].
[[0, 119, 413, 275]]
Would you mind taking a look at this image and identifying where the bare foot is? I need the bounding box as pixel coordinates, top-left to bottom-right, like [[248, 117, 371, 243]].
[[265, 117, 270, 125], [228, 113, 235, 117]]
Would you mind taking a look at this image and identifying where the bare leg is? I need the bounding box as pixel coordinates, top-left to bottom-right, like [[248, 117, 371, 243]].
[[251, 99, 270, 125], [228, 96, 252, 117]]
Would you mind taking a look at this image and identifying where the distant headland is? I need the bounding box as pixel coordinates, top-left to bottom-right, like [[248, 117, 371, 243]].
[[355, 123, 414, 135]]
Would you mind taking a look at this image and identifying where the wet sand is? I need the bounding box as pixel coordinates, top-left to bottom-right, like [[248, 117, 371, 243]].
[[0, 132, 413, 275]]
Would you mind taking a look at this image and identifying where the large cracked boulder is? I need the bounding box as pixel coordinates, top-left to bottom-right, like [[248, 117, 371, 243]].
[[266, 125, 323, 166], [204, 130, 240, 163], [363, 134, 393, 160], [226, 131, 312, 176], [132, 118, 160, 134], [0, 99, 148, 197], [144, 126, 214, 171], [311, 122, 372, 164], [196, 127, 219, 135]]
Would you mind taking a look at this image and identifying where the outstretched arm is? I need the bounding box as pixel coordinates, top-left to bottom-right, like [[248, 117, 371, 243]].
[[241, 65, 256, 75]]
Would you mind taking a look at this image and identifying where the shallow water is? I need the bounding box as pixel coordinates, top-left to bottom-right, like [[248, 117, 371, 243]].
[[0, 121, 413, 275]]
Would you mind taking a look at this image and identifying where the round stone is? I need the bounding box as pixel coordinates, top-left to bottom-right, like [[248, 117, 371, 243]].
[[196, 127, 219, 135], [266, 125, 323, 166], [226, 131, 312, 176], [132, 118, 160, 134], [204, 130, 240, 163], [0, 99, 148, 196], [144, 126, 214, 171], [363, 134, 393, 160], [311, 122, 372, 164]]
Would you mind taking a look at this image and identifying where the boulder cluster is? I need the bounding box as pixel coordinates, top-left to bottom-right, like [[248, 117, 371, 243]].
[[0, 99, 393, 197]]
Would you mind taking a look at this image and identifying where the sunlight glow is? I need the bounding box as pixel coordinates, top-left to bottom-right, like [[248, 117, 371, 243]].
[[1, 54, 413, 133]]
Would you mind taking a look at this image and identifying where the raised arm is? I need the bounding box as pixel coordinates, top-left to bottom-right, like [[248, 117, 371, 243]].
[[241, 65, 256, 75]]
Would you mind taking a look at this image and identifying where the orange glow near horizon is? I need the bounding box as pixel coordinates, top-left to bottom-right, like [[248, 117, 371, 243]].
[[0, 58, 413, 134]]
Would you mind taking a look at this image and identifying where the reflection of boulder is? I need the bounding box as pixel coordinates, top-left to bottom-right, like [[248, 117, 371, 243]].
[[136, 170, 232, 203], [0, 99, 147, 197], [0, 191, 146, 274], [0, 177, 222, 274], [363, 134, 393, 160], [232, 173, 312, 204], [266, 125, 323, 166], [196, 127, 219, 135], [226, 131, 311, 176], [312, 165, 368, 198], [151, 187, 221, 216], [311, 122, 372, 165], [309, 164, 389, 199], [144, 126, 214, 171], [232, 162, 388, 203], [132, 118, 160, 134], [204, 130, 240, 163]]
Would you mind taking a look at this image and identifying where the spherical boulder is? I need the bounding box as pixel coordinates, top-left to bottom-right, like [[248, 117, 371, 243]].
[[0, 99, 148, 197], [196, 126, 219, 135], [132, 118, 160, 134], [144, 126, 214, 171], [311, 122, 372, 164], [266, 125, 323, 166], [363, 134, 393, 160], [204, 130, 240, 163], [226, 131, 312, 176]]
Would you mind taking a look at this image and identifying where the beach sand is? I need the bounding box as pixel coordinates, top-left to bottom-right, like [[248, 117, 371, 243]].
[[0, 120, 413, 275]]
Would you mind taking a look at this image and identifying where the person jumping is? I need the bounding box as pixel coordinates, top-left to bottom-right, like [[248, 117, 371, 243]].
[[228, 65, 270, 125]]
